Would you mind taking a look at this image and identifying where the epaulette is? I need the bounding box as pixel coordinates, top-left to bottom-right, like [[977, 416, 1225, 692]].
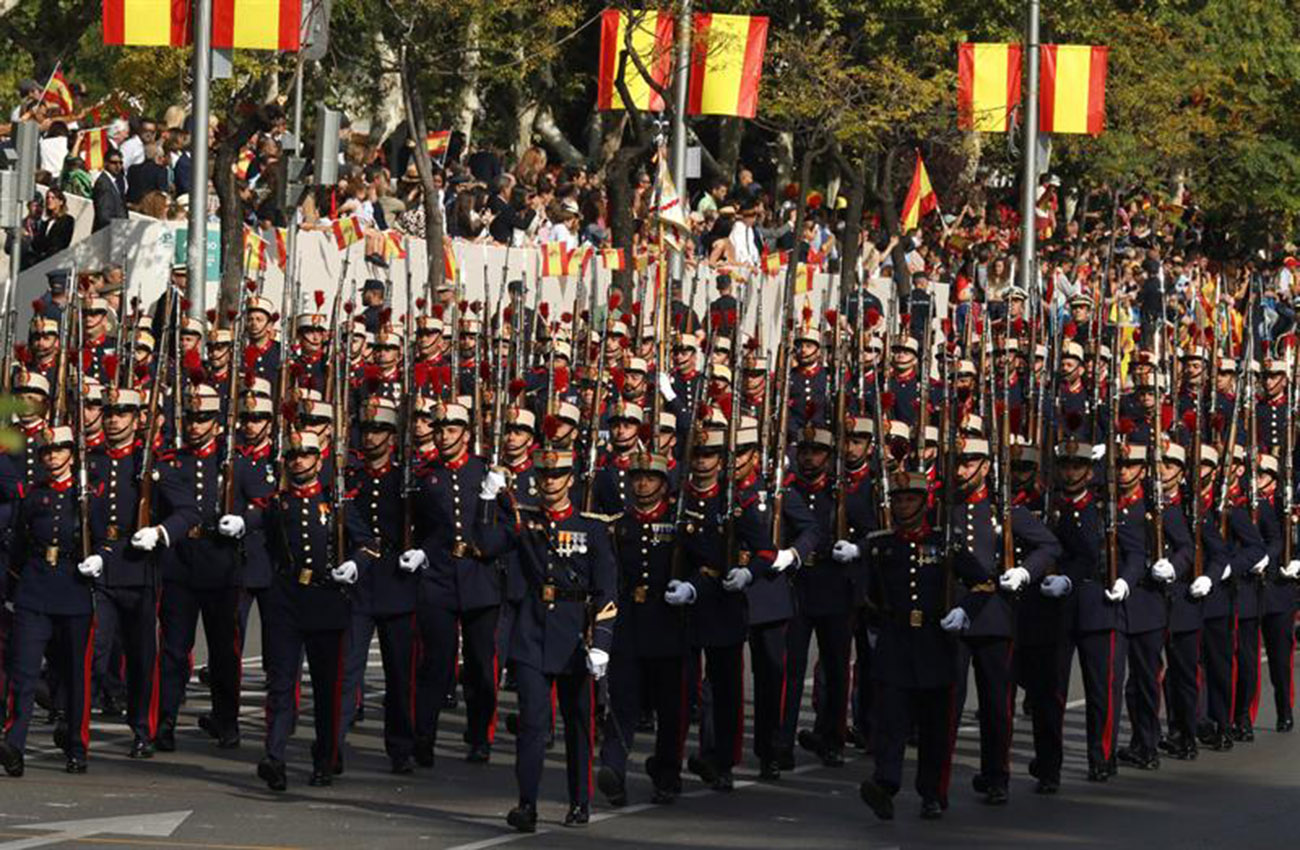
[[582, 511, 622, 524]]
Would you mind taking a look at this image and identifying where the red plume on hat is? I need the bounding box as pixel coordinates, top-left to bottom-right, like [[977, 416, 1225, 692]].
[[561, 311, 573, 324], [206, 308, 218, 324], [509, 378, 526, 398], [630, 301, 642, 317], [413, 361, 431, 388], [609, 290, 624, 311], [433, 304, 446, 321], [243, 345, 260, 371], [314, 290, 325, 310], [183, 347, 202, 376], [280, 401, 298, 425], [32, 299, 45, 316], [1117, 416, 1136, 436], [611, 367, 626, 394], [363, 364, 382, 392], [1160, 403, 1174, 431], [880, 391, 896, 411], [865, 307, 881, 328], [539, 302, 550, 321], [543, 414, 562, 440], [1182, 410, 1198, 433], [13, 343, 29, 365], [1064, 321, 1078, 340], [415, 297, 427, 311], [554, 365, 570, 395], [103, 353, 119, 384], [246, 279, 259, 293], [802, 304, 813, 324]]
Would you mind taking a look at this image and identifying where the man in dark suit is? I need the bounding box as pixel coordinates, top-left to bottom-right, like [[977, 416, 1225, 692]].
[[125, 143, 171, 206], [92, 151, 129, 232]]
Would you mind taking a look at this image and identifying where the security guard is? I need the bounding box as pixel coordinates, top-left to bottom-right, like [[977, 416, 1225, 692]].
[[402, 399, 502, 766], [0, 427, 107, 777], [597, 451, 685, 806], [258, 430, 375, 791], [475, 449, 617, 831], [338, 399, 420, 773]]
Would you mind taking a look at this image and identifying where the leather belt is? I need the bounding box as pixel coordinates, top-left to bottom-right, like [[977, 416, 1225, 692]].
[[450, 540, 480, 559], [541, 583, 589, 603], [969, 581, 996, 593], [887, 609, 932, 628]]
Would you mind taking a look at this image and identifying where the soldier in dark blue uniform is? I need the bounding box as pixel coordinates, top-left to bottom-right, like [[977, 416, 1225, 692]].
[[290, 311, 330, 394], [786, 321, 829, 439], [338, 400, 420, 773], [230, 395, 278, 667], [0, 427, 107, 777], [1231, 451, 1277, 740], [242, 295, 281, 388], [257, 430, 376, 791], [1259, 453, 1299, 731], [11, 370, 53, 488], [858, 471, 976, 821], [403, 399, 503, 766], [590, 401, 642, 515], [887, 335, 921, 426], [596, 451, 686, 807], [941, 436, 1060, 803], [1056, 341, 1090, 437], [474, 448, 617, 831], [88, 387, 197, 758]]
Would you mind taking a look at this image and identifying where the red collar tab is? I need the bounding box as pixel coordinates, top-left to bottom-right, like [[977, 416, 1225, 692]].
[[687, 479, 720, 500], [290, 480, 323, 499], [1118, 484, 1145, 511], [443, 451, 469, 471], [633, 499, 670, 523], [899, 522, 931, 543], [545, 503, 574, 523], [964, 485, 989, 505], [190, 439, 218, 459], [48, 475, 74, 492]]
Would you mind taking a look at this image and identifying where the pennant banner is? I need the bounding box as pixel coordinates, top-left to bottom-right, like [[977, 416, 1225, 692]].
[[332, 216, 364, 251], [42, 69, 75, 115], [540, 242, 568, 278], [600, 247, 626, 272], [957, 43, 1023, 132], [425, 130, 450, 157], [76, 127, 111, 171]]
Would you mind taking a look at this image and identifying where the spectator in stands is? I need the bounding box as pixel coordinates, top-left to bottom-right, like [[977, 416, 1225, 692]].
[[92, 150, 129, 231], [120, 116, 155, 171], [27, 187, 74, 267], [39, 122, 72, 175], [125, 142, 171, 206], [696, 177, 729, 215]]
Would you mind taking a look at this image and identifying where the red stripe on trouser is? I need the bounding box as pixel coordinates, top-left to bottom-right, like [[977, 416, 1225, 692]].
[[550, 682, 557, 733], [330, 633, 346, 767], [1229, 614, 1239, 721], [81, 619, 97, 751], [1102, 632, 1115, 761], [938, 683, 957, 801], [487, 651, 499, 744], [1002, 641, 1015, 774], [777, 644, 788, 727], [149, 597, 162, 738], [733, 653, 745, 766], [1250, 637, 1262, 724]]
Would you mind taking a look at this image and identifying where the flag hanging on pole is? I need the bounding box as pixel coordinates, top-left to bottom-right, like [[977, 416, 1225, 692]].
[[444, 248, 458, 282], [274, 227, 288, 269], [687, 14, 768, 118], [596, 9, 676, 111], [211, 0, 301, 50], [102, 0, 190, 46], [425, 130, 451, 157], [1039, 45, 1108, 135], [600, 247, 626, 271], [76, 127, 111, 171], [899, 151, 938, 232], [381, 231, 407, 263], [233, 148, 255, 180], [794, 263, 816, 295], [957, 43, 1023, 132], [243, 226, 268, 276], [652, 150, 689, 247], [761, 250, 785, 276], [332, 216, 365, 251], [41, 67, 75, 115]]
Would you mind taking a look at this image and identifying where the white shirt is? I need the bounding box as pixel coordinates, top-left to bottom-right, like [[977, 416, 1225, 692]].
[[39, 136, 69, 175], [728, 220, 759, 267], [119, 135, 145, 170]]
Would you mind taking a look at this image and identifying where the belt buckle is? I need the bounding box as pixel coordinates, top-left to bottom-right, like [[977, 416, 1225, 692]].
[[542, 584, 556, 603], [188, 527, 202, 539], [701, 567, 719, 579], [909, 609, 924, 628], [298, 568, 312, 586], [45, 545, 59, 566], [451, 541, 469, 558], [737, 550, 751, 567], [105, 525, 119, 541], [633, 585, 648, 603]]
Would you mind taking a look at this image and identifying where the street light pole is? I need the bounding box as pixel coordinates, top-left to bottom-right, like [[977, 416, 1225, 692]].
[[186, 0, 214, 317], [1018, 0, 1041, 293], [668, 0, 692, 285]]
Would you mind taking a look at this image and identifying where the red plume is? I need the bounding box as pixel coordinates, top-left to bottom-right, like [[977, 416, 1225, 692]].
[[609, 290, 623, 311], [1204, 327, 1215, 343], [186, 365, 206, 385], [696, 402, 713, 421], [206, 308, 218, 324], [226, 309, 238, 322], [183, 348, 202, 375], [314, 290, 325, 309], [710, 309, 722, 328], [726, 309, 737, 327], [1160, 402, 1174, 431], [280, 401, 298, 425], [135, 361, 151, 381], [1064, 321, 1078, 339], [543, 414, 562, 440], [181, 298, 191, 313], [243, 345, 260, 370], [865, 307, 881, 328], [802, 304, 813, 323], [880, 391, 896, 410], [611, 367, 627, 393], [509, 378, 526, 398], [1012, 317, 1025, 336], [363, 364, 381, 392], [433, 304, 446, 320], [413, 361, 431, 388], [246, 279, 259, 292], [1117, 416, 1136, 436], [554, 365, 570, 395], [13, 343, 29, 365], [102, 353, 119, 383], [380, 307, 392, 324], [889, 436, 910, 461], [900, 313, 911, 329], [1211, 412, 1225, 432], [539, 302, 550, 320], [940, 318, 953, 338], [81, 348, 93, 372], [1182, 410, 1198, 432], [458, 299, 469, 314], [631, 301, 642, 317], [415, 297, 427, 310], [32, 299, 45, 316], [1008, 405, 1023, 435], [745, 336, 760, 351], [479, 361, 491, 381], [638, 422, 653, 443], [561, 311, 573, 324], [471, 300, 482, 315], [343, 300, 355, 315]]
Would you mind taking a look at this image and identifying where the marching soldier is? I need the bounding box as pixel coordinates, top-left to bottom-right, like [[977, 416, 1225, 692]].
[[1254, 453, 1298, 731], [242, 295, 281, 386]]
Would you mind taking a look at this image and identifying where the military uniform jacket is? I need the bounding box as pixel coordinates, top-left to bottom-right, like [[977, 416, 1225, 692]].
[[164, 442, 248, 589], [243, 338, 281, 385], [289, 347, 328, 394], [89, 441, 198, 589], [1258, 494, 1296, 615], [612, 500, 685, 658], [678, 480, 776, 647], [0, 453, 23, 594], [790, 473, 857, 618], [413, 452, 502, 612], [865, 526, 978, 689], [10, 476, 108, 616], [786, 361, 830, 438], [1049, 489, 1145, 634], [1205, 500, 1266, 620], [347, 459, 418, 617], [477, 500, 617, 675], [752, 478, 817, 626], [592, 449, 636, 516], [839, 466, 882, 607], [1156, 495, 1199, 634], [1256, 395, 1288, 455], [950, 488, 1061, 639], [232, 445, 277, 589], [263, 480, 375, 631]]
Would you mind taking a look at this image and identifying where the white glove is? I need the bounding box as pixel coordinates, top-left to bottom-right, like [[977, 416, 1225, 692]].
[[131, 526, 162, 551], [1283, 559, 1300, 580], [722, 567, 753, 591], [1190, 575, 1213, 598], [1221, 564, 1233, 581], [1104, 577, 1130, 602], [772, 548, 798, 573], [1090, 444, 1106, 461], [399, 549, 427, 573], [1252, 554, 1269, 575], [664, 579, 696, 606], [217, 515, 246, 539], [586, 647, 610, 680], [831, 540, 860, 563], [999, 566, 1030, 593], [331, 560, 359, 585], [77, 554, 103, 578], [657, 371, 677, 403], [1150, 558, 1175, 583], [939, 607, 970, 633], [479, 469, 507, 500], [1040, 574, 1072, 598]]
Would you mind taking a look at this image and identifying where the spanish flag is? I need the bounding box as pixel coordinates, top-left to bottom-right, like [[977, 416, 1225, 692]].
[[76, 127, 111, 171], [425, 130, 450, 157], [332, 215, 364, 251], [243, 227, 268, 276], [1039, 45, 1108, 135], [564, 245, 593, 278], [600, 247, 626, 271], [899, 151, 938, 233], [687, 14, 768, 118], [42, 68, 75, 115], [761, 250, 784, 276], [596, 9, 675, 112], [382, 231, 407, 262], [274, 227, 288, 269], [540, 242, 568, 278], [794, 263, 816, 295], [233, 147, 255, 180], [102, 0, 190, 46], [957, 43, 1022, 132], [444, 248, 458, 282], [212, 0, 301, 50]]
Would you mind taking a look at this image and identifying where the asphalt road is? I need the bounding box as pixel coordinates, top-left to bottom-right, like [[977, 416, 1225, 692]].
[[1, 615, 1297, 850]]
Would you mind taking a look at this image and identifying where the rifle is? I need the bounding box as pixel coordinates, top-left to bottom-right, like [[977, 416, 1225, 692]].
[[51, 265, 77, 427], [333, 298, 356, 563], [74, 286, 91, 561], [998, 310, 1015, 575], [720, 276, 750, 564], [401, 237, 417, 549], [1285, 326, 1299, 568], [1217, 283, 1252, 537], [1105, 312, 1120, 587], [137, 285, 176, 530], [1150, 287, 1167, 561], [220, 289, 248, 515], [831, 280, 850, 541]]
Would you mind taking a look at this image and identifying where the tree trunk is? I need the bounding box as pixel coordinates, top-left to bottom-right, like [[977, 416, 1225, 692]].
[[837, 154, 870, 297], [593, 113, 628, 175], [455, 14, 482, 150], [400, 48, 444, 298], [774, 130, 795, 196], [370, 39, 407, 145], [214, 105, 271, 321], [717, 117, 743, 181], [533, 106, 585, 166], [606, 143, 646, 296], [876, 146, 910, 295]]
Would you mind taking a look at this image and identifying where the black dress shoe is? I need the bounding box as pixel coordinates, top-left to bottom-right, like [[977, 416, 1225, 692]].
[[972, 773, 990, 794], [65, 756, 87, 774], [443, 691, 459, 710], [984, 785, 1009, 805], [506, 802, 537, 833], [920, 798, 943, 820], [637, 709, 656, 733], [1035, 778, 1060, 795], [759, 760, 781, 781], [651, 786, 676, 805], [1230, 722, 1254, 742], [129, 739, 154, 759], [0, 741, 25, 777], [775, 747, 796, 771], [1118, 746, 1157, 769], [1087, 765, 1109, 782], [712, 770, 734, 791], [688, 754, 718, 785], [847, 725, 869, 751], [100, 696, 125, 720], [308, 767, 333, 787], [859, 779, 895, 821], [258, 757, 287, 792], [821, 748, 845, 768], [563, 803, 589, 826], [353, 704, 366, 726], [156, 723, 177, 753], [1279, 715, 1294, 733], [597, 765, 628, 807], [198, 713, 219, 739], [52, 723, 68, 752], [797, 729, 825, 757], [391, 756, 414, 775], [414, 738, 435, 768], [465, 744, 491, 764]]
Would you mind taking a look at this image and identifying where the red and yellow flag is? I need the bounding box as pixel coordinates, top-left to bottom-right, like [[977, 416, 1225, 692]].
[[1039, 45, 1108, 135], [899, 151, 938, 232], [565, 245, 593, 278], [382, 231, 407, 263], [42, 69, 75, 115], [233, 147, 255, 180], [540, 242, 569, 278], [212, 0, 300, 50], [596, 9, 675, 112], [444, 248, 458, 282], [274, 227, 288, 269], [76, 127, 111, 171], [102, 0, 190, 46], [761, 250, 785, 276], [957, 43, 1022, 132], [600, 247, 626, 271], [687, 14, 768, 118], [794, 263, 816, 295], [243, 226, 268, 276], [425, 130, 450, 157], [332, 216, 364, 251]]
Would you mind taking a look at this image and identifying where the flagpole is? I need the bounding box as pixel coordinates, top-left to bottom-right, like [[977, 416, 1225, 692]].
[[186, 0, 215, 317], [37, 61, 60, 109], [668, 0, 692, 288], [1017, 0, 1040, 294]]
